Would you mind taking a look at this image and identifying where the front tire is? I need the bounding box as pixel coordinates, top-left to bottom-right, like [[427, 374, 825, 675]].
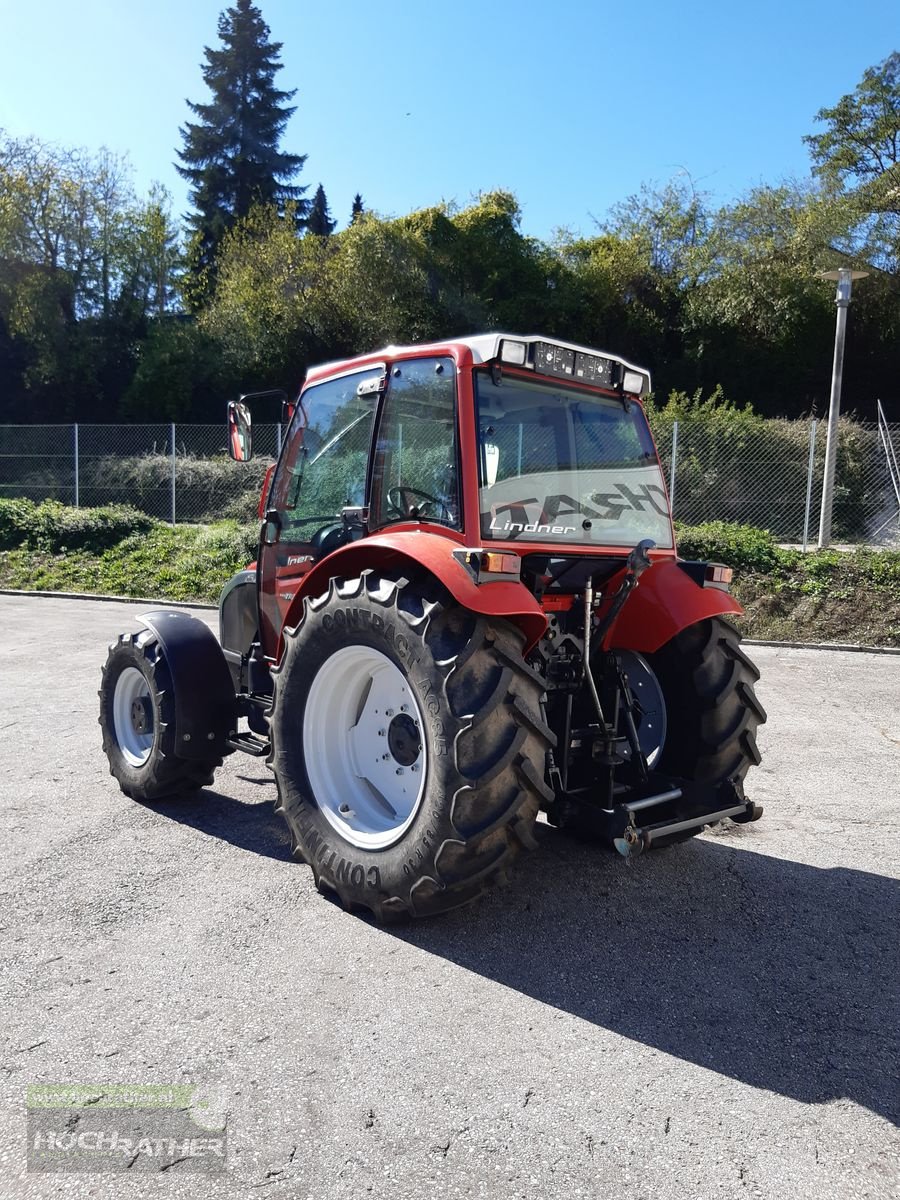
[[99, 631, 222, 801], [268, 571, 554, 921]]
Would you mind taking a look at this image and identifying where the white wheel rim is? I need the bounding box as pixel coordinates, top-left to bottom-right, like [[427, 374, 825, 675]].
[[112, 667, 155, 768], [303, 645, 427, 850]]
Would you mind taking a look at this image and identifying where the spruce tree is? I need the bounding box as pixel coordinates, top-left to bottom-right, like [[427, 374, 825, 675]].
[[351, 193, 365, 223], [307, 184, 336, 236], [177, 0, 307, 302]]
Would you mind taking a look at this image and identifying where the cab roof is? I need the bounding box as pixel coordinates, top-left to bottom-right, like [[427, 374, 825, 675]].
[[304, 333, 652, 395]]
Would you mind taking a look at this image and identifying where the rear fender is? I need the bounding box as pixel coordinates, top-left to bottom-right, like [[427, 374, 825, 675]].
[[141, 610, 237, 759], [605, 559, 744, 654], [278, 531, 548, 658]]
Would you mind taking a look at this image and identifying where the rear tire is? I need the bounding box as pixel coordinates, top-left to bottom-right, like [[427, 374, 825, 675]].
[[99, 631, 222, 801], [648, 616, 766, 785], [268, 571, 554, 921]]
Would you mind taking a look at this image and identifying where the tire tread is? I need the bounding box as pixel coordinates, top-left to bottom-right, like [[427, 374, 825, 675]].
[[269, 571, 551, 921]]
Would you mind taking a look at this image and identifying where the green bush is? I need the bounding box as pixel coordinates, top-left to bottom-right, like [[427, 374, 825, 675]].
[[219, 487, 266, 523], [0, 498, 155, 552], [0, 498, 38, 549], [856, 548, 900, 589], [0, 518, 259, 602], [674, 519, 785, 573], [79, 453, 272, 523]]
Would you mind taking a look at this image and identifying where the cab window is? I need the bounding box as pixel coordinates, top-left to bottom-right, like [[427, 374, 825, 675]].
[[272, 368, 381, 540], [372, 357, 460, 529]]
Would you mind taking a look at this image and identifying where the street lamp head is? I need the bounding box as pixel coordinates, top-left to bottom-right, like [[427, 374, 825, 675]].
[[820, 267, 869, 304]]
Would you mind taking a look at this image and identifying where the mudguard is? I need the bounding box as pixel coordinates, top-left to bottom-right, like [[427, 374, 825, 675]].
[[278, 530, 548, 656], [606, 559, 744, 654], [140, 610, 237, 759]]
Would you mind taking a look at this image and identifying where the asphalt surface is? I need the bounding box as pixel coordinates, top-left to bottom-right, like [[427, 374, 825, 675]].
[[0, 593, 898, 1199]]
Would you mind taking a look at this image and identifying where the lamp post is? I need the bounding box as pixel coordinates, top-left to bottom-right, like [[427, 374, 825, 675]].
[[817, 267, 868, 549]]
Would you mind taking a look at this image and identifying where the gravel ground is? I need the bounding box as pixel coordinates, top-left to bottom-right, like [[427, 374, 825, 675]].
[[0, 594, 897, 1199]]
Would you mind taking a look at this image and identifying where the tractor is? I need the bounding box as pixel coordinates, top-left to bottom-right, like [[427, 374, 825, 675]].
[[99, 334, 766, 920]]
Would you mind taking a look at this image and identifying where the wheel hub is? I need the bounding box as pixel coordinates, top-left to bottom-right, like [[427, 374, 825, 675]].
[[112, 666, 155, 768], [303, 644, 429, 850], [387, 713, 420, 766], [130, 695, 153, 735]]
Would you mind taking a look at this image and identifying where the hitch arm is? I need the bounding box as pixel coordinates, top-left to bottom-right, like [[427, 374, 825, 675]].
[[593, 538, 655, 646], [581, 538, 657, 765]]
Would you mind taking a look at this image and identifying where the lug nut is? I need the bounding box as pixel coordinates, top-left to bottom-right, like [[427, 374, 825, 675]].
[[385, 709, 394, 717], [400, 704, 408, 713], [395, 767, 404, 776], [378, 729, 386, 737], [411, 764, 419, 773]]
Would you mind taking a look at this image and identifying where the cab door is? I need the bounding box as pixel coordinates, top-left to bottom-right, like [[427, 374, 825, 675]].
[[258, 365, 384, 657]]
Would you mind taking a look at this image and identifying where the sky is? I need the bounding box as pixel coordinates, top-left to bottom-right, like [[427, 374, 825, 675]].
[[0, 0, 896, 240]]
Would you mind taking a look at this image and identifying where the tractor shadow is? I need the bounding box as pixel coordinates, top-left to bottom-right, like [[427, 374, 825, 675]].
[[391, 824, 900, 1127], [138, 789, 293, 862]]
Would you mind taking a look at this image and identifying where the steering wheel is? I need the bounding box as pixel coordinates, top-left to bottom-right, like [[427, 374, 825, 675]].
[[386, 486, 451, 522]]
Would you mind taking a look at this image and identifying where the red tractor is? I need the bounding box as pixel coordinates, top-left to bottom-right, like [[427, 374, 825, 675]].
[[99, 334, 766, 920]]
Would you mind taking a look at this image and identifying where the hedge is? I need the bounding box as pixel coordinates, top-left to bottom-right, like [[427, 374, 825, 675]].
[[0, 499, 156, 553]]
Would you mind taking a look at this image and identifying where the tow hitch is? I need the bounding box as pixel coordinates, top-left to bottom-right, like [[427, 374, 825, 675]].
[[612, 785, 764, 858], [549, 538, 764, 852]]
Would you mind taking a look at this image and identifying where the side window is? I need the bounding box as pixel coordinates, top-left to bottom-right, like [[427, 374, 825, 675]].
[[272, 369, 381, 539], [373, 357, 460, 528]]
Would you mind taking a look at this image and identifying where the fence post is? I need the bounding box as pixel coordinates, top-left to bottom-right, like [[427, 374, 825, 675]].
[[802, 419, 818, 552], [669, 420, 679, 515], [73, 423, 79, 508], [170, 422, 176, 526], [276, 422, 283, 457]]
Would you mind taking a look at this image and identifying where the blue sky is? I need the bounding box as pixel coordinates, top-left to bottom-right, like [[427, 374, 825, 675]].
[[0, 0, 895, 238]]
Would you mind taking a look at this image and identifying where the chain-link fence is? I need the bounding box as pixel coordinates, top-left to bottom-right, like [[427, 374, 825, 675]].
[[0, 423, 282, 524], [1, 418, 899, 545], [654, 416, 900, 548]]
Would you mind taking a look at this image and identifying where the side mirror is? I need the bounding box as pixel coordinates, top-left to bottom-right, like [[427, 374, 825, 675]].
[[227, 400, 253, 462]]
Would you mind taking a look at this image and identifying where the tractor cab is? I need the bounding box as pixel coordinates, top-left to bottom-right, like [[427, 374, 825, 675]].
[[225, 334, 678, 653]]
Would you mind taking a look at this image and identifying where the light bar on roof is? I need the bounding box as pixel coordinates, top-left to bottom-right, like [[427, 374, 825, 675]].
[[491, 336, 650, 395], [622, 369, 646, 394], [499, 338, 527, 365], [534, 340, 616, 388]]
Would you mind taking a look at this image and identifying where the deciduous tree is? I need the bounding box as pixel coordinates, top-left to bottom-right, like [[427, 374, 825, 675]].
[[0, 134, 182, 418], [805, 53, 900, 270]]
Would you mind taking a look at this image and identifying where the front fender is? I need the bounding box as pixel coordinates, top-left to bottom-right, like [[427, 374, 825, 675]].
[[279, 531, 548, 656], [141, 610, 236, 758], [607, 559, 744, 654]]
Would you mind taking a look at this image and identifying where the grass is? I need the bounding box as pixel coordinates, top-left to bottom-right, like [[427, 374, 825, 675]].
[[0, 519, 257, 604], [675, 521, 900, 645], [1, 504, 898, 646]]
